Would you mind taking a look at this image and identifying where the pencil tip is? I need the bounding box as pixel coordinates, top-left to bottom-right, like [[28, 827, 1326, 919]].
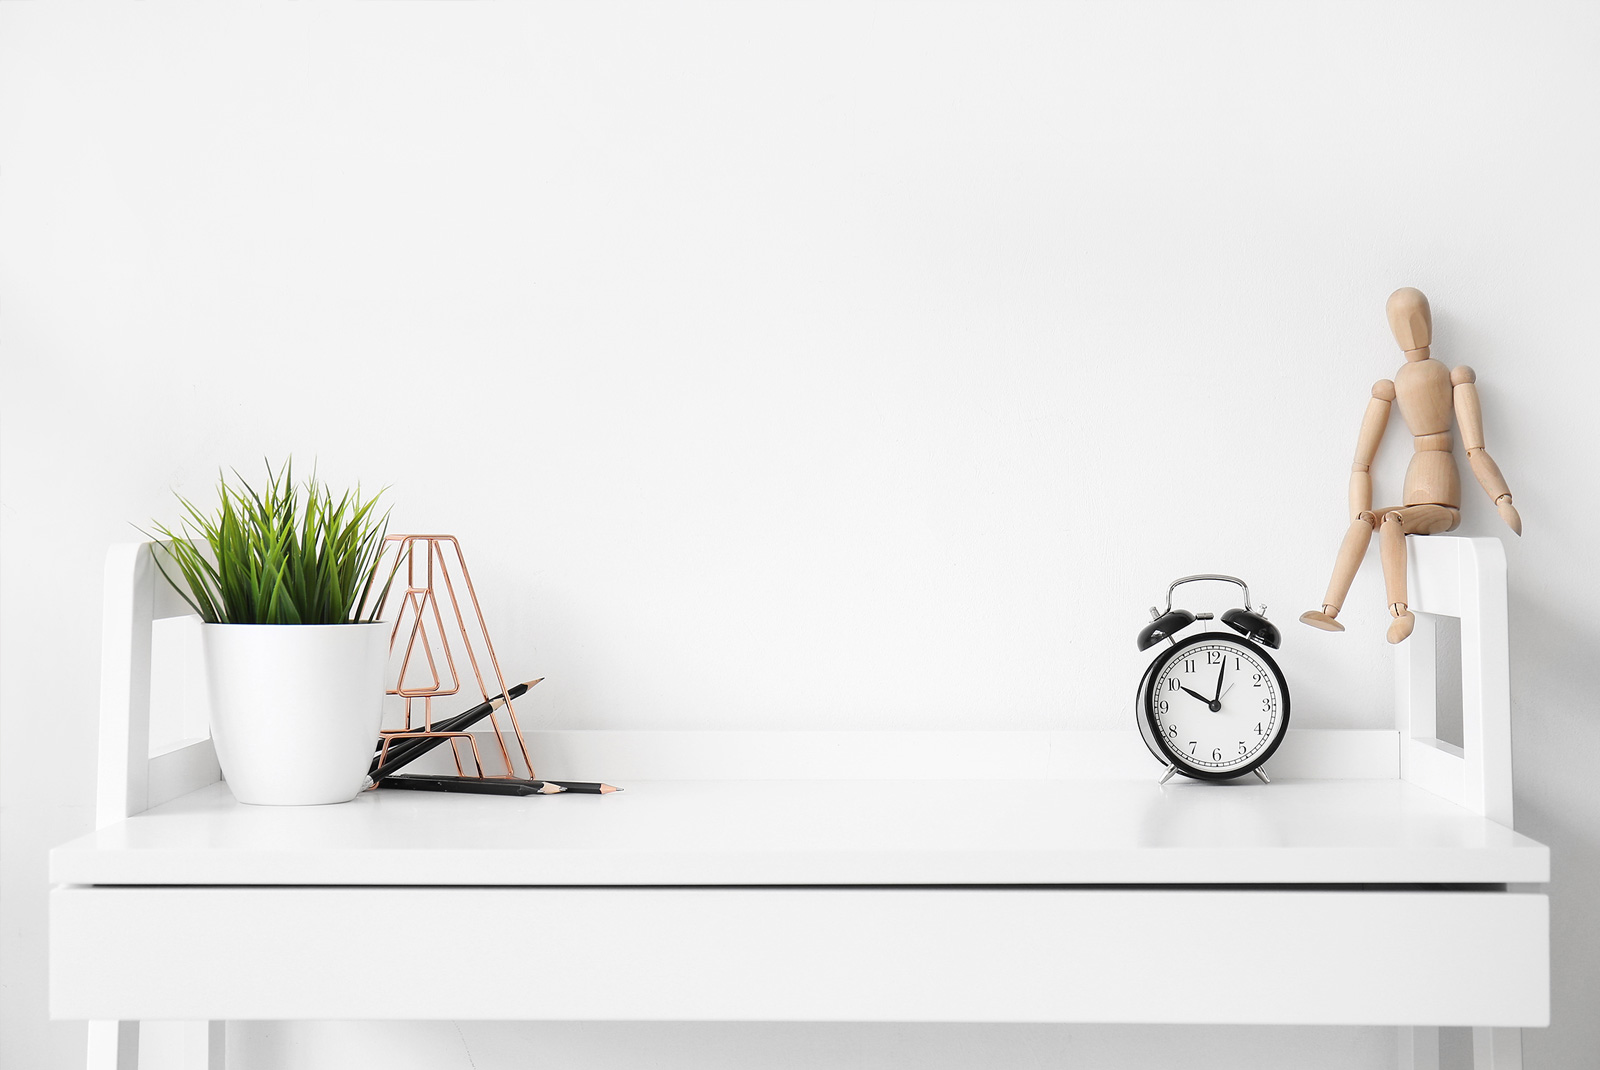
[[601, 785, 622, 793], [524, 678, 544, 688], [541, 784, 566, 793]]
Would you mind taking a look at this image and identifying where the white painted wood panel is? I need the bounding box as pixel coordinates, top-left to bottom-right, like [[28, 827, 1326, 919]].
[[50, 777, 1548, 887], [51, 886, 1548, 1026], [145, 738, 221, 810], [1395, 538, 1514, 824], [419, 727, 1400, 782]]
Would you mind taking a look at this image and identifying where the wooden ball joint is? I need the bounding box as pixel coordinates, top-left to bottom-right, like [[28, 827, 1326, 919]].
[[1300, 288, 1522, 644]]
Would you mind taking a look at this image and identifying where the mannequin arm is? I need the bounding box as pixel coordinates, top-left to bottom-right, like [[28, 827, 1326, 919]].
[[1452, 366, 1522, 535], [1349, 380, 1394, 519]]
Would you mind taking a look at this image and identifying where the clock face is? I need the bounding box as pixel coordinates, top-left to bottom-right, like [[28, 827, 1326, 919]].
[[1141, 633, 1288, 778]]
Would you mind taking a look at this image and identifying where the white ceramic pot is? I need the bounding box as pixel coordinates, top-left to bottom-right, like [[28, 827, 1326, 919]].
[[201, 622, 388, 805]]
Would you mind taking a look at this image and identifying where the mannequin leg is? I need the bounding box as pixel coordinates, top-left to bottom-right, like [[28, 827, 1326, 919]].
[[1381, 505, 1460, 643], [1301, 513, 1378, 631], [1379, 510, 1414, 643], [1401, 504, 1462, 537]]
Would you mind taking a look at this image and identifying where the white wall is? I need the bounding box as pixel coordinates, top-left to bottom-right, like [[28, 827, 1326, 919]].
[[2, 3, 1595, 1068]]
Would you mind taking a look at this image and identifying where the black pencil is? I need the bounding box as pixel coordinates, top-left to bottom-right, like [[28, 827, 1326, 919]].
[[368, 678, 542, 781], [377, 774, 565, 797], [544, 781, 623, 794], [368, 684, 525, 778], [389, 773, 622, 795]]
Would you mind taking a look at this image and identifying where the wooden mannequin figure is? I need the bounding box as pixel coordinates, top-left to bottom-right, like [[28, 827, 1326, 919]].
[[1300, 287, 1522, 644]]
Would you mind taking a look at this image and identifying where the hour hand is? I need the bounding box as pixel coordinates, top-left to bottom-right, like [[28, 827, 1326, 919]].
[[1179, 686, 1212, 704]]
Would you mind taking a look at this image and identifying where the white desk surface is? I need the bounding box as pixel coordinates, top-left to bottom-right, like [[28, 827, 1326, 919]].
[[52, 776, 1548, 887]]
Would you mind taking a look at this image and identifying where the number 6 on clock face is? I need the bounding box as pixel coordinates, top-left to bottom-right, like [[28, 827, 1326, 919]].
[[1135, 632, 1290, 781]]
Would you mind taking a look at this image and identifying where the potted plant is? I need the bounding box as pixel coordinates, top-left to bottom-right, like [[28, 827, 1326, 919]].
[[147, 461, 398, 805]]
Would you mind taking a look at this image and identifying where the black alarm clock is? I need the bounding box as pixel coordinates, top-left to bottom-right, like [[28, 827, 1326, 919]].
[[1134, 574, 1289, 783]]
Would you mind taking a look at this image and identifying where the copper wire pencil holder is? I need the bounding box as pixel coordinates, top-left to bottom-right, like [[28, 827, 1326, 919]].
[[363, 534, 537, 780]]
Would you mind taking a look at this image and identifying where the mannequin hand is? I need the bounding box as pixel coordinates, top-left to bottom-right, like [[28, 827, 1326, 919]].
[[1497, 499, 1523, 536]]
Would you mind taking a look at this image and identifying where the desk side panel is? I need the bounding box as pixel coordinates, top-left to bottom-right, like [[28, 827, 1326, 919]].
[[51, 887, 1547, 1027]]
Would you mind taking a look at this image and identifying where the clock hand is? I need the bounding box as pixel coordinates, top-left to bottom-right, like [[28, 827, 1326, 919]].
[[1212, 658, 1227, 703], [1179, 686, 1212, 704]]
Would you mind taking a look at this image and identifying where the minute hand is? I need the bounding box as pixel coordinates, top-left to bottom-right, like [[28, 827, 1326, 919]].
[[1212, 658, 1227, 702]]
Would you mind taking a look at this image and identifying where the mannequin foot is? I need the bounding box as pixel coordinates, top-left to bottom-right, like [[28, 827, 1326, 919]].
[[1300, 609, 1344, 632], [1387, 610, 1415, 645]]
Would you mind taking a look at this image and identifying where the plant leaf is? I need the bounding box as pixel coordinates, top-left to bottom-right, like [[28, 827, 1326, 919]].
[[144, 459, 392, 625]]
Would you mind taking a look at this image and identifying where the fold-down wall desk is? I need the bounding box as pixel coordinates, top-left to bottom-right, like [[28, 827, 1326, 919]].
[[51, 537, 1546, 1069]]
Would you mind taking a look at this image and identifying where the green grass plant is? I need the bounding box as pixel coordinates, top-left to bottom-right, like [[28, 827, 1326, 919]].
[[145, 460, 398, 625]]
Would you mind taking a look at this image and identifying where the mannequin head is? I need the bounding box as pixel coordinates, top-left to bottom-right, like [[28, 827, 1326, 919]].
[[1386, 287, 1433, 357]]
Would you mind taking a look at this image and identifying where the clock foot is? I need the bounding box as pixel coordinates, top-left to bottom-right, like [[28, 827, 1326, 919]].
[[1159, 764, 1179, 785], [1254, 767, 1271, 784], [1299, 608, 1344, 632]]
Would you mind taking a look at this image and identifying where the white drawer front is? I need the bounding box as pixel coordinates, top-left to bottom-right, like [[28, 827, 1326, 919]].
[[51, 886, 1547, 1026]]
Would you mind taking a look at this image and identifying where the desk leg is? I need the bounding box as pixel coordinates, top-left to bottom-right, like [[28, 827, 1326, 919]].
[[175, 1022, 227, 1070], [1473, 1028, 1522, 1069], [87, 1021, 138, 1070], [206, 1021, 226, 1070], [1400, 1026, 1440, 1070]]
